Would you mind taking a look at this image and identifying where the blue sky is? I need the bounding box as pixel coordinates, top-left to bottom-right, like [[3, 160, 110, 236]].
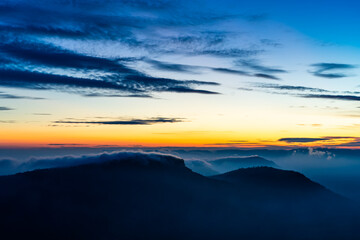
[[1, 0, 360, 148]]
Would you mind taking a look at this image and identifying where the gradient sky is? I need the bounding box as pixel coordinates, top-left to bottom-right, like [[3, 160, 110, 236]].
[[1, 0, 360, 148]]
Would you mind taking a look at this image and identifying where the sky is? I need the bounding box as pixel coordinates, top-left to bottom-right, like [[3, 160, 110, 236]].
[[1, 0, 360, 148]]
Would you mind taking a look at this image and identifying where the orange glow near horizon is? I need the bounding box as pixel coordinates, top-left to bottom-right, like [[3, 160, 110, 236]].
[[0, 129, 359, 149], [1, 106, 360, 149]]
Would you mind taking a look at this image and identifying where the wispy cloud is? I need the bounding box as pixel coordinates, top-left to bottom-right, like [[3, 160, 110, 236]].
[[251, 83, 360, 103], [83, 93, 153, 98], [211, 67, 249, 76], [279, 136, 357, 144], [310, 63, 356, 78], [0, 92, 45, 100], [1, 1, 261, 96], [0, 106, 14, 111], [197, 49, 262, 58], [33, 113, 52, 116], [54, 117, 184, 125], [279, 138, 328, 143], [260, 39, 282, 48], [0, 68, 135, 92], [47, 143, 88, 146], [144, 58, 282, 81], [254, 83, 330, 93], [0, 41, 136, 74], [233, 59, 287, 80], [237, 59, 287, 74], [302, 94, 360, 101], [0, 120, 15, 123], [0, 41, 220, 95], [145, 59, 201, 73], [0, 1, 264, 59], [253, 73, 280, 80]]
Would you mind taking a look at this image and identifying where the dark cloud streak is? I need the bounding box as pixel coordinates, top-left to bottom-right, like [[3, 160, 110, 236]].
[[302, 94, 360, 101], [0, 41, 137, 74], [0, 69, 136, 92], [255, 83, 330, 93], [310, 63, 356, 79], [211, 67, 249, 76], [145, 59, 201, 73], [54, 117, 184, 125], [0, 92, 45, 100], [145, 59, 281, 80], [253, 73, 279, 80], [238, 60, 287, 74], [83, 93, 153, 98], [0, 106, 13, 111], [279, 138, 328, 143]]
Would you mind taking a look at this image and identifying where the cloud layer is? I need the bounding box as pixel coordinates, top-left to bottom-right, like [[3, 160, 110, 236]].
[[0, 40, 220, 95], [0, 0, 250, 96]]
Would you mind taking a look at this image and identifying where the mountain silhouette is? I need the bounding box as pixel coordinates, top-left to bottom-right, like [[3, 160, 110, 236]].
[[212, 166, 338, 201], [210, 155, 277, 174], [0, 153, 359, 240]]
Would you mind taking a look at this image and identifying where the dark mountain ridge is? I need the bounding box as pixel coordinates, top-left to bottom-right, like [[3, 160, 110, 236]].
[[0, 153, 359, 240], [212, 166, 340, 201]]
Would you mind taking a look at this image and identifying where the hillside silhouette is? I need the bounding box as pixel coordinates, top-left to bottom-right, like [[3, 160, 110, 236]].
[[0, 153, 359, 240]]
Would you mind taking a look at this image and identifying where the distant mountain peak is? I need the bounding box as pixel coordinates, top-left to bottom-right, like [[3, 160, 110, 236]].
[[211, 166, 326, 194], [210, 155, 275, 164], [10, 152, 186, 175], [208, 155, 277, 174]]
